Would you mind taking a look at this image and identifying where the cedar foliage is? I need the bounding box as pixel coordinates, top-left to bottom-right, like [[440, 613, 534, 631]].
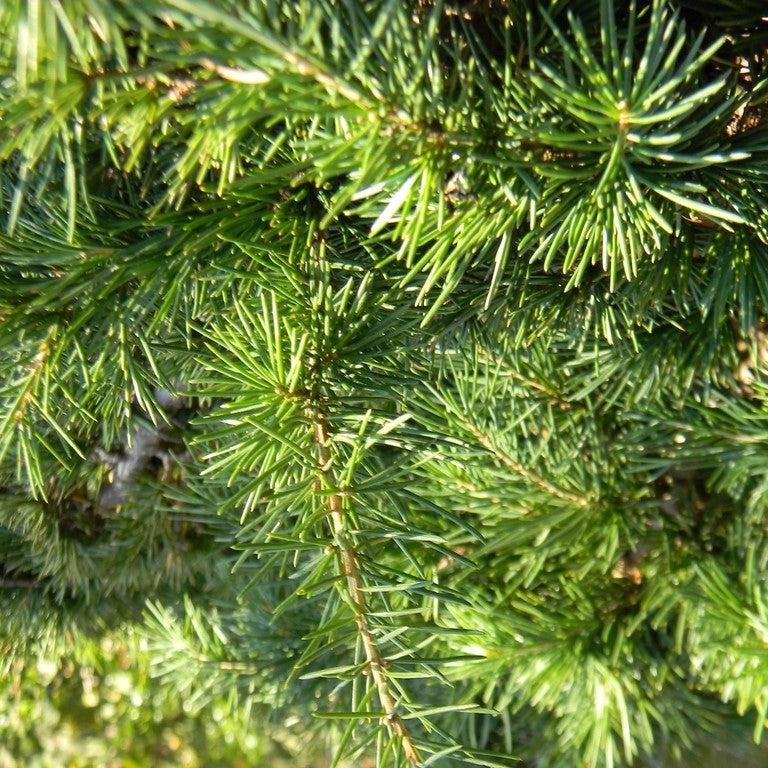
[[2, 1, 768, 766]]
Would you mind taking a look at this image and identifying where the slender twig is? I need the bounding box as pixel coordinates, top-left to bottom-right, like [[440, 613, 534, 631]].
[[475, 345, 571, 407], [462, 419, 591, 508], [0, 578, 40, 589], [200, 59, 270, 85], [313, 411, 421, 766]]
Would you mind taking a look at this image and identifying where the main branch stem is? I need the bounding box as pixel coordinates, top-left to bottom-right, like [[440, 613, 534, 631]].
[[313, 411, 421, 766]]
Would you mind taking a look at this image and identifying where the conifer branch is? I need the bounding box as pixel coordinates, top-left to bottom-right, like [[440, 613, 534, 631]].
[[313, 410, 421, 766], [3, 1, 768, 764]]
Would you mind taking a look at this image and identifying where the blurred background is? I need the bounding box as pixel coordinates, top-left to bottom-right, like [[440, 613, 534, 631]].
[[3, 633, 768, 768]]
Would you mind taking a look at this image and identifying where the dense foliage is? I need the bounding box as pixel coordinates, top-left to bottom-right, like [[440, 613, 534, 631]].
[[2, 1, 768, 766]]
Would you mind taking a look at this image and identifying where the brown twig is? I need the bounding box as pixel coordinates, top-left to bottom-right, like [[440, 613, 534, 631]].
[[0, 578, 40, 589]]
